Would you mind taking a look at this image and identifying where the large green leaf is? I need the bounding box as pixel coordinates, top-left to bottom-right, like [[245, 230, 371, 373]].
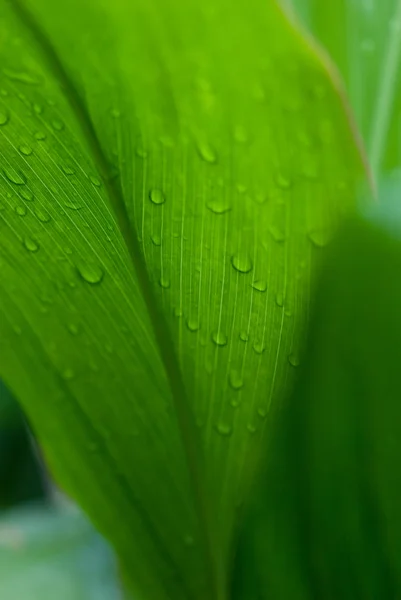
[[292, 0, 401, 176], [0, 0, 366, 598], [232, 211, 401, 599], [0, 503, 124, 599]]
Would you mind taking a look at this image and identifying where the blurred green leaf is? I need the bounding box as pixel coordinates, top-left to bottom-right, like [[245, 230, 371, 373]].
[[232, 212, 401, 600], [0, 0, 367, 598], [292, 0, 401, 176], [0, 502, 124, 600]]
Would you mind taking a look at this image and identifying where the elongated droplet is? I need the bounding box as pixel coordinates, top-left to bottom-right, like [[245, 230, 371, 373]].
[[270, 225, 286, 243], [257, 407, 267, 419], [275, 171, 292, 189], [215, 422, 232, 437], [231, 253, 252, 274], [0, 111, 9, 126], [197, 141, 217, 164], [90, 174, 101, 187], [288, 353, 300, 367], [251, 280, 267, 292], [247, 423, 257, 434], [308, 229, 330, 248], [206, 199, 231, 214], [229, 370, 244, 391], [34, 207, 51, 222], [19, 188, 34, 201], [186, 318, 200, 332], [76, 262, 104, 284], [67, 323, 80, 335], [51, 119, 64, 131], [62, 164, 75, 175], [151, 234, 161, 246], [149, 188, 165, 205], [15, 205, 27, 216], [239, 330, 249, 342], [64, 200, 82, 211], [212, 330, 228, 346], [19, 144, 33, 156], [4, 68, 40, 85], [3, 167, 26, 185], [23, 237, 39, 252], [34, 131, 46, 140], [136, 147, 148, 158], [275, 292, 284, 307], [159, 276, 170, 289], [253, 342, 265, 354]]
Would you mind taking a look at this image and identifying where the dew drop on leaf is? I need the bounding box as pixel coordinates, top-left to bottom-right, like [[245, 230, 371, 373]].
[[34, 131, 46, 141], [51, 119, 64, 131], [111, 108, 121, 118], [62, 164, 75, 175], [0, 111, 9, 126], [288, 353, 300, 367], [3, 68, 40, 85], [67, 323, 80, 336], [151, 233, 161, 246], [251, 280, 267, 292], [149, 188, 166, 205], [19, 144, 33, 156], [32, 102, 43, 115], [174, 307, 183, 318], [89, 174, 102, 187], [229, 370, 244, 391], [19, 188, 34, 201], [34, 207, 51, 222], [3, 167, 27, 185], [211, 330, 228, 346], [247, 423, 257, 434], [275, 171, 292, 189], [206, 199, 231, 214], [186, 318, 200, 332], [308, 229, 330, 248], [231, 253, 253, 274], [239, 330, 249, 342], [215, 422, 233, 437], [136, 147, 148, 159], [15, 205, 27, 217], [23, 236, 39, 253], [253, 341, 265, 354], [62, 368, 75, 380], [76, 261, 104, 285], [197, 141, 217, 164], [159, 276, 170, 289], [275, 292, 284, 307], [63, 199, 82, 211], [257, 407, 267, 419]]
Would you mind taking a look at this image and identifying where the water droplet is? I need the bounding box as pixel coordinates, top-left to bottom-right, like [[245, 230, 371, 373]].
[[229, 370, 244, 390], [231, 253, 252, 274], [236, 183, 247, 194], [197, 141, 217, 164], [288, 353, 300, 367], [215, 422, 232, 437], [0, 111, 9, 126], [275, 292, 284, 307], [76, 262, 104, 284], [247, 423, 257, 434], [67, 323, 80, 335], [51, 119, 64, 131], [19, 144, 32, 156], [186, 318, 200, 332], [3, 68, 40, 85], [136, 147, 148, 158], [159, 276, 170, 289], [151, 233, 161, 246], [174, 307, 183, 318], [275, 171, 292, 189], [269, 225, 286, 243], [3, 167, 26, 185], [253, 341, 265, 354], [251, 280, 267, 292], [257, 407, 267, 419], [19, 188, 34, 201], [32, 102, 43, 115], [239, 330, 249, 342], [62, 164, 75, 175], [34, 207, 51, 222], [308, 229, 330, 248], [111, 108, 121, 118], [206, 199, 231, 214], [23, 236, 39, 252], [62, 368, 75, 380], [34, 131, 46, 140], [63, 199, 82, 211], [149, 188, 165, 205], [15, 205, 27, 216], [89, 174, 102, 187], [211, 330, 228, 346]]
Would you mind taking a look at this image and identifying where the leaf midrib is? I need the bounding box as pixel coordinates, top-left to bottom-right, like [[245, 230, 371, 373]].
[[9, 2, 220, 599]]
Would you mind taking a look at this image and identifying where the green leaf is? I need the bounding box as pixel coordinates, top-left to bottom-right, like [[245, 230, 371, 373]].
[[291, 0, 401, 177], [0, 503, 124, 599], [0, 0, 367, 598], [232, 212, 401, 599]]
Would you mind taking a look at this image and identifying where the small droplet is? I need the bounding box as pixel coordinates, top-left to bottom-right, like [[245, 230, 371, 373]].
[[236, 183, 247, 194], [76, 261, 104, 284], [215, 422, 232, 437], [206, 199, 231, 214], [211, 330, 228, 346], [288, 353, 300, 367], [23, 236, 39, 252], [136, 147, 148, 159], [51, 119, 64, 131], [32, 102, 43, 115], [275, 171, 292, 189], [229, 370, 244, 391], [253, 341, 265, 354], [247, 423, 257, 434], [151, 233, 161, 246], [257, 407, 267, 419], [239, 330, 249, 342], [186, 318, 200, 332], [34, 131, 46, 140], [63, 199, 82, 211], [231, 253, 253, 274], [174, 307, 183, 318], [89, 174, 102, 187], [15, 205, 27, 216], [275, 292, 284, 307], [197, 141, 217, 164], [308, 229, 330, 248], [3, 68, 40, 85], [0, 111, 9, 126], [3, 167, 26, 185], [251, 280, 267, 292], [62, 368, 75, 380], [67, 323, 80, 335], [61, 164, 75, 175], [34, 207, 51, 222], [159, 276, 170, 289], [269, 225, 286, 243], [149, 188, 166, 205], [19, 144, 33, 156], [111, 108, 121, 118], [19, 188, 34, 201]]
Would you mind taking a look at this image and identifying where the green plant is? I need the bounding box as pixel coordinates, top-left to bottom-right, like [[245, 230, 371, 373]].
[[0, 0, 399, 598]]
